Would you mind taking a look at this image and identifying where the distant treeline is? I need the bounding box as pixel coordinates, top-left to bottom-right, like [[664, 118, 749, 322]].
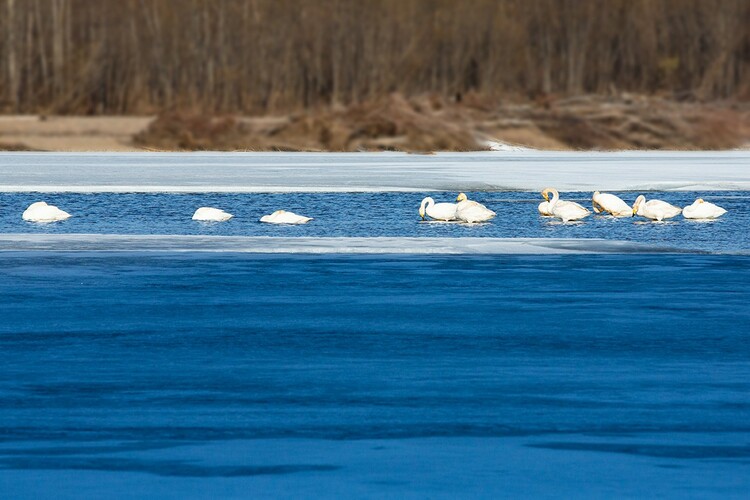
[[1, 0, 749, 114]]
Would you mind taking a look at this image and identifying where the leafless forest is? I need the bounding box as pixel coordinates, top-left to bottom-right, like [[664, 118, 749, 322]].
[[1, 0, 749, 115]]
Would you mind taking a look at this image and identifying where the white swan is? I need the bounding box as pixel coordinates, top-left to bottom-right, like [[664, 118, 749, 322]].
[[419, 197, 457, 221], [543, 188, 590, 222], [192, 207, 233, 222], [592, 191, 632, 217], [682, 198, 727, 219], [539, 190, 578, 216], [22, 201, 71, 222], [538, 190, 553, 216], [632, 195, 681, 221], [455, 193, 496, 223], [260, 210, 312, 224]]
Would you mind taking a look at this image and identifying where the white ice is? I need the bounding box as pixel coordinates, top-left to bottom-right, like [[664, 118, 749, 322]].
[[1, 151, 749, 193], [0, 234, 684, 254], [484, 140, 536, 152]]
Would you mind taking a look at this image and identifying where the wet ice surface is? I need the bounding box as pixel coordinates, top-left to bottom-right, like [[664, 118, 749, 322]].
[[0, 191, 746, 252], [1, 151, 750, 192], [0, 234, 675, 255]]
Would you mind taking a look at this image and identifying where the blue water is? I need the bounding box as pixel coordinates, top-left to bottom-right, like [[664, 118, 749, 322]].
[[1, 252, 749, 497], [1, 179, 749, 496], [1, 191, 747, 252]]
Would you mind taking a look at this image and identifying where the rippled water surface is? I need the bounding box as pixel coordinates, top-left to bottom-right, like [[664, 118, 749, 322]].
[[1, 253, 749, 498], [0, 191, 747, 252]]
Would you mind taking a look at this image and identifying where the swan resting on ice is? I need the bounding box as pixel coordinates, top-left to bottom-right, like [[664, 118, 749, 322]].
[[543, 187, 590, 222], [455, 193, 496, 223], [419, 197, 457, 221], [22, 201, 71, 222], [592, 191, 632, 217], [192, 207, 233, 222], [632, 195, 681, 221], [682, 198, 726, 219], [260, 210, 312, 224]]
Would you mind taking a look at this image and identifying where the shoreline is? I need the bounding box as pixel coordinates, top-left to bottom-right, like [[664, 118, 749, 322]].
[[1, 95, 749, 153]]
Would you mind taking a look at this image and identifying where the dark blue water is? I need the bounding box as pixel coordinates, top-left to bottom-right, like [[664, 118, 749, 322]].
[[0, 191, 746, 252], [1, 253, 748, 439], [2, 234, 749, 496]]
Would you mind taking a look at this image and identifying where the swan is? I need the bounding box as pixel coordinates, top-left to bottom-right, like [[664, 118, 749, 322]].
[[538, 190, 553, 216], [192, 207, 233, 222], [592, 191, 633, 217], [419, 197, 457, 221], [22, 201, 71, 222], [682, 198, 727, 219], [539, 189, 578, 216], [544, 188, 590, 222], [632, 195, 681, 221], [260, 210, 312, 224], [455, 193, 496, 223]]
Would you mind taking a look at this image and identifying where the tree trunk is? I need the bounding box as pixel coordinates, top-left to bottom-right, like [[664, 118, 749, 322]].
[[5, 0, 18, 110]]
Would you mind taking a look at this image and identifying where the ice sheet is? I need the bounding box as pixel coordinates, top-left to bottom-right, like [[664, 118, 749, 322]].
[[1, 151, 749, 192], [0, 234, 683, 254]]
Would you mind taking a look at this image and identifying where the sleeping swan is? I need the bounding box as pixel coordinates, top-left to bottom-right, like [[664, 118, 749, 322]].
[[22, 201, 71, 222], [260, 210, 312, 224], [632, 195, 681, 221], [192, 207, 233, 222], [455, 193, 496, 223], [682, 198, 726, 219]]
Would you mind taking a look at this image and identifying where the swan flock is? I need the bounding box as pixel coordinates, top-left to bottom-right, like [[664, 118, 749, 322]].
[[19, 190, 726, 226], [423, 189, 726, 223]]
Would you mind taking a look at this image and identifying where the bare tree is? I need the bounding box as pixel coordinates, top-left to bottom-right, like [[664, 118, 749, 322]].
[[0, 0, 748, 114]]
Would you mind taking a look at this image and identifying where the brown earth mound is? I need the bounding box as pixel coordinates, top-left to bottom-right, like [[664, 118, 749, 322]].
[[132, 94, 749, 152], [132, 112, 256, 151], [134, 95, 483, 152], [487, 95, 746, 150], [0, 141, 39, 151]]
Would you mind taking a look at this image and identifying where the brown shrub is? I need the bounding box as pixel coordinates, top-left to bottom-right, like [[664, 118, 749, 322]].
[[685, 110, 743, 150], [132, 95, 749, 152], [133, 111, 256, 151], [135, 95, 484, 152], [0, 141, 40, 151]]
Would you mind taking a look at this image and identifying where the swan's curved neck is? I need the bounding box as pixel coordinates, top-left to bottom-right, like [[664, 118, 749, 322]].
[[420, 197, 434, 211], [548, 189, 560, 207], [633, 196, 645, 214]]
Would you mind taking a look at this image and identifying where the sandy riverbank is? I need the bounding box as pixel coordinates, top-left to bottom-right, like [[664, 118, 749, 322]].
[[0, 115, 152, 152]]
